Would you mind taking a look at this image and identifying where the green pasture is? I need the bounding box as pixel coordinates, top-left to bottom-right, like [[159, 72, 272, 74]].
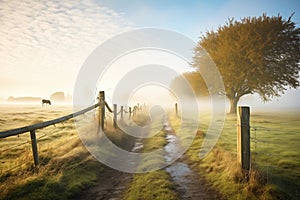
[[174, 110, 300, 199]]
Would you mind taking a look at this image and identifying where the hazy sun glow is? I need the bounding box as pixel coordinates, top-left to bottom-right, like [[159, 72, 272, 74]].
[[127, 84, 178, 108], [96, 49, 191, 106]]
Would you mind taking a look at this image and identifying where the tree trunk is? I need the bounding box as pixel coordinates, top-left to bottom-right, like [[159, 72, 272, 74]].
[[229, 97, 239, 114]]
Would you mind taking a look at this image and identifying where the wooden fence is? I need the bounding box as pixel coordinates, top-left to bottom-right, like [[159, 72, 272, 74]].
[[1, 95, 250, 172], [0, 91, 140, 167], [98, 91, 140, 130], [174, 103, 251, 171]]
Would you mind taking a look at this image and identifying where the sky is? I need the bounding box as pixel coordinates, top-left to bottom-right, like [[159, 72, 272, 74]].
[[0, 0, 299, 109]]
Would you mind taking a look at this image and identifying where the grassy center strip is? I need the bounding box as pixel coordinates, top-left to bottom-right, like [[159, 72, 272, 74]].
[[123, 113, 178, 200]]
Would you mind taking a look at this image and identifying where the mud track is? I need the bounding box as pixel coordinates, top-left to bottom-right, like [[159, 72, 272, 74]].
[[76, 165, 133, 200], [164, 120, 224, 200], [77, 120, 225, 200]]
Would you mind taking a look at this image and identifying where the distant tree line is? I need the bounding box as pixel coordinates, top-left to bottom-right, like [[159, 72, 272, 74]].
[[6, 92, 72, 103]]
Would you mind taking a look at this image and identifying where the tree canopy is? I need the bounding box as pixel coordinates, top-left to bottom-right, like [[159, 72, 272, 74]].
[[170, 72, 208, 97], [192, 13, 300, 113]]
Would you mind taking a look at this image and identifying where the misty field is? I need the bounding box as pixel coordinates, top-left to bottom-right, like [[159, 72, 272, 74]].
[[0, 104, 299, 199]]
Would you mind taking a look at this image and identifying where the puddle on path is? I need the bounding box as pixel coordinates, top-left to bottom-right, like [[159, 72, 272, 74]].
[[165, 133, 196, 198], [164, 134, 181, 162], [163, 119, 207, 199], [166, 162, 192, 192], [131, 140, 144, 152]]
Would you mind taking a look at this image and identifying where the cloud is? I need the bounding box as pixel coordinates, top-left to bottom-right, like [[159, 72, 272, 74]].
[[0, 0, 132, 97]]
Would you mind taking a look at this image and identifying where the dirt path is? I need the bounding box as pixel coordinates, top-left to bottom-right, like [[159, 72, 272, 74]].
[[164, 120, 225, 200], [76, 124, 140, 200], [166, 156, 224, 199], [77, 120, 224, 200], [76, 165, 133, 200]]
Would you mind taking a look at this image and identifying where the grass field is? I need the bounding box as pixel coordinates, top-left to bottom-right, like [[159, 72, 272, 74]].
[[0, 104, 178, 200], [0, 104, 132, 200], [1, 104, 299, 199], [216, 111, 300, 199], [170, 109, 300, 199]]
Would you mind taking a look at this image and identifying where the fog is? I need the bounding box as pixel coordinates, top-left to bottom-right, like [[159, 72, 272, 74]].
[[238, 90, 300, 113], [2, 87, 299, 114], [112, 90, 300, 116]]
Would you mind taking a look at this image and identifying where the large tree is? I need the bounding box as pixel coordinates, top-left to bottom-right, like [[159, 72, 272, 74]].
[[193, 14, 300, 113]]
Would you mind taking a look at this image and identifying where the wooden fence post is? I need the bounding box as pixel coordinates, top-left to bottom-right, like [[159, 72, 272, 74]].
[[120, 106, 124, 119], [99, 91, 105, 130], [30, 130, 39, 166], [113, 104, 117, 128], [237, 106, 250, 171], [175, 103, 178, 117], [129, 107, 132, 119], [132, 106, 135, 116], [0, 101, 104, 168]]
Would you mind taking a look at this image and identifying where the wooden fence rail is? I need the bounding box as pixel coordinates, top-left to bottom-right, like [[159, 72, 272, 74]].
[[0, 102, 101, 166], [0, 103, 100, 139], [0, 90, 141, 167]]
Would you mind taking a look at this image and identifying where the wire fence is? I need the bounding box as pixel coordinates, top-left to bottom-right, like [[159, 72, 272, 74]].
[[211, 111, 300, 199], [0, 117, 72, 175], [0, 135, 32, 175], [0, 105, 96, 176], [0, 100, 141, 178], [249, 122, 300, 199]]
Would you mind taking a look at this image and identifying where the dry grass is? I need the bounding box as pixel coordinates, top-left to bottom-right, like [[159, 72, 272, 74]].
[[0, 104, 133, 200]]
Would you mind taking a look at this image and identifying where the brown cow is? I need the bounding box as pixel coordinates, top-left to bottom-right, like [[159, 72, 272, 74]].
[[42, 99, 51, 106]]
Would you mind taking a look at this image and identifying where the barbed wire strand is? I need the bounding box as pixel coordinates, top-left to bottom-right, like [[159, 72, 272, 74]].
[[1, 139, 31, 153]]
